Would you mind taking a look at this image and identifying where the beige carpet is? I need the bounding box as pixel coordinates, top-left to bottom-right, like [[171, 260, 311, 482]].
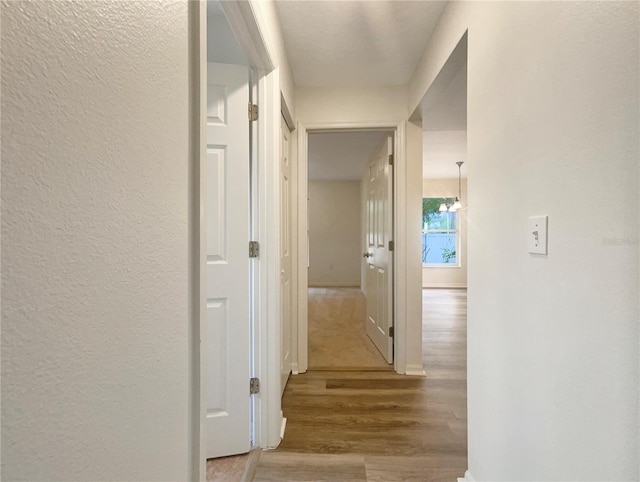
[[307, 287, 390, 370]]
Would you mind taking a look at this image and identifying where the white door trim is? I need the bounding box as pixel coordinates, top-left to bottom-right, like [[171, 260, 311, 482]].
[[219, 1, 274, 71], [193, 3, 206, 479], [194, 2, 282, 479], [295, 121, 408, 375], [254, 66, 284, 450]]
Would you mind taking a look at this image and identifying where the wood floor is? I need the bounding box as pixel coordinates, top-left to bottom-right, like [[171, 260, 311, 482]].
[[252, 288, 468, 481]]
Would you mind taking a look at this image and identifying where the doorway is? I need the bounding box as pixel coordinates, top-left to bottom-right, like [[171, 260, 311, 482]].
[[301, 129, 396, 370]]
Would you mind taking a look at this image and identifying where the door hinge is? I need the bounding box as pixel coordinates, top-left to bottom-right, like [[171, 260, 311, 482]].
[[249, 241, 260, 258], [388, 240, 394, 251], [389, 326, 394, 338], [388, 154, 394, 166], [248, 103, 259, 121], [250, 377, 260, 395]]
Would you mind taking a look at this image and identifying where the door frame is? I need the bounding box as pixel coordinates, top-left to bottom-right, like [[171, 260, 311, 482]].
[[296, 122, 408, 375], [193, 1, 282, 479]]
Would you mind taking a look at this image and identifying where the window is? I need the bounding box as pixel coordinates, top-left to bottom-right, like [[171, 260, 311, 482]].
[[422, 198, 459, 266]]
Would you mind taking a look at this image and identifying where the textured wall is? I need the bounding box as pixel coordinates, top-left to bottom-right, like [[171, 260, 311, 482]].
[[308, 181, 361, 287], [1, 1, 192, 480], [411, 1, 639, 480]]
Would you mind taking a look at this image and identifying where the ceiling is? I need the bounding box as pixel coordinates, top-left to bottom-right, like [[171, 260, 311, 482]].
[[308, 131, 388, 181], [419, 36, 467, 179], [275, 1, 447, 87]]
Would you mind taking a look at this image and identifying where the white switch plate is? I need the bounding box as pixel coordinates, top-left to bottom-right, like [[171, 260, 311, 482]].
[[528, 216, 548, 255]]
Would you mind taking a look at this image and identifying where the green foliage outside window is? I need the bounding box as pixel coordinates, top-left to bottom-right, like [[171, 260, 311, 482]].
[[422, 197, 458, 265]]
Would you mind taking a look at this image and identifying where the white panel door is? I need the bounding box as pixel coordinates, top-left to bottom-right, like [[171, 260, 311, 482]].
[[205, 63, 251, 458], [364, 135, 394, 364], [280, 115, 292, 394]]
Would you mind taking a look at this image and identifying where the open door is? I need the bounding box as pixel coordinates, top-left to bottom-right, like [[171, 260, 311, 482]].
[[364, 135, 394, 364], [205, 62, 251, 458], [280, 115, 293, 394]]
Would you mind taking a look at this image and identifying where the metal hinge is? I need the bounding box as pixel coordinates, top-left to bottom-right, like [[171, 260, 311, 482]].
[[388, 154, 394, 166], [250, 377, 260, 395], [249, 241, 260, 258], [248, 103, 259, 121], [388, 240, 394, 251], [389, 326, 394, 338]]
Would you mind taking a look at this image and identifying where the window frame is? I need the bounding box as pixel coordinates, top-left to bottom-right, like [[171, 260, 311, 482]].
[[421, 197, 461, 268]]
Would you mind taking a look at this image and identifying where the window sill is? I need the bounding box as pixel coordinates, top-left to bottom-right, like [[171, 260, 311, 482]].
[[422, 264, 461, 269]]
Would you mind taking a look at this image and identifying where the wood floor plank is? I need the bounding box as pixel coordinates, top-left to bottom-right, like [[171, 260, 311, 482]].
[[253, 452, 367, 481], [364, 455, 467, 482], [252, 288, 468, 480]]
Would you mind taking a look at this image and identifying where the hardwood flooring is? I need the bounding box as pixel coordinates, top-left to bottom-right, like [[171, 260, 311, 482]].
[[254, 452, 466, 482], [252, 288, 468, 481]]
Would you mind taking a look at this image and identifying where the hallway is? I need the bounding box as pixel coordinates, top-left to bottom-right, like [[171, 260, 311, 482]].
[[252, 288, 467, 481]]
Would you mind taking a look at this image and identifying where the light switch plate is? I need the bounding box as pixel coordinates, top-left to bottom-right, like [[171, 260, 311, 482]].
[[528, 216, 548, 255]]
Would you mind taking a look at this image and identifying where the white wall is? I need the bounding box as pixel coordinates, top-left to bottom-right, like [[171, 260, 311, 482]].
[[422, 178, 467, 288], [410, 2, 639, 480], [308, 181, 361, 287], [1, 2, 193, 480], [422, 130, 467, 178], [252, 0, 296, 120], [297, 85, 407, 124], [207, 13, 248, 65]]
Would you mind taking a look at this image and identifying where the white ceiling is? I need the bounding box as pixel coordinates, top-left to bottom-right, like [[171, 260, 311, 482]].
[[419, 37, 467, 179], [275, 1, 447, 87], [308, 131, 388, 181]]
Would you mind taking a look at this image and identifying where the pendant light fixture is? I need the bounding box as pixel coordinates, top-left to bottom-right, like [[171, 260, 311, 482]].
[[449, 161, 464, 212], [439, 161, 464, 213]]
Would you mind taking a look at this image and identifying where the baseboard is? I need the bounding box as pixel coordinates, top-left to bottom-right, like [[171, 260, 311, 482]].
[[291, 362, 299, 375], [422, 283, 467, 289], [405, 364, 426, 376], [308, 282, 360, 288], [457, 470, 475, 482], [308, 365, 394, 372], [280, 416, 287, 439]]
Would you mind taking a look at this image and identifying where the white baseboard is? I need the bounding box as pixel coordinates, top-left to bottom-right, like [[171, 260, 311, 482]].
[[280, 416, 287, 439], [291, 362, 299, 375], [457, 470, 475, 482], [405, 364, 426, 376], [422, 283, 467, 289]]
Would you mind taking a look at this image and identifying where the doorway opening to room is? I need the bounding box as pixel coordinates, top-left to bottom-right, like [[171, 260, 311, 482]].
[[305, 130, 395, 371], [419, 34, 467, 372], [412, 29, 468, 461]]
